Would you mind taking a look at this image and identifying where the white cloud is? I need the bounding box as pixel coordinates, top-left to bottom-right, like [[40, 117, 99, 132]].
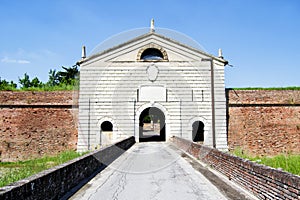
[[1, 57, 30, 64], [17, 60, 30, 64]]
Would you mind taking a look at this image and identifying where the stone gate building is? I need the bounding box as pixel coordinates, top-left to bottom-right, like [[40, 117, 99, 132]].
[[77, 23, 228, 151]]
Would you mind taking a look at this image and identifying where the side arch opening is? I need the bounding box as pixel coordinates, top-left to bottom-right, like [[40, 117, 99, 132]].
[[101, 121, 113, 131], [99, 121, 113, 144], [192, 121, 204, 142]]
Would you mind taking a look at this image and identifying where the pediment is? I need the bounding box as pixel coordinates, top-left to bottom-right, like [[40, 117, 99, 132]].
[[78, 32, 227, 66]]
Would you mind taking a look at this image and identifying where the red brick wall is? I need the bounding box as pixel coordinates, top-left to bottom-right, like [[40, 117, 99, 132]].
[[0, 91, 78, 162], [227, 90, 300, 156]]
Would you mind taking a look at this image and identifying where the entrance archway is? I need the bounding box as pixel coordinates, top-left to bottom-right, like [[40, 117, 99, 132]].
[[139, 107, 165, 142]]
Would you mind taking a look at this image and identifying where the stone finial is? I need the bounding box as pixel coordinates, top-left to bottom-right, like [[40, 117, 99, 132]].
[[218, 48, 223, 59], [150, 19, 155, 33], [82, 46, 86, 59]]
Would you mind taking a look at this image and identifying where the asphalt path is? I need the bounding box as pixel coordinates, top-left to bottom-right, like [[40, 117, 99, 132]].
[[69, 142, 230, 200]]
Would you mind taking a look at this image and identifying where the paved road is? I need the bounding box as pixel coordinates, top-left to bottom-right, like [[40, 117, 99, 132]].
[[69, 142, 228, 200]]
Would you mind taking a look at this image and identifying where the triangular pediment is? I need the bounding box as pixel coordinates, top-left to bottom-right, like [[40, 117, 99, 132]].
[[78, 32, 227, 65]]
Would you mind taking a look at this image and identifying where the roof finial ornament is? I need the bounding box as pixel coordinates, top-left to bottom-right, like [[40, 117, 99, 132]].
[[218, 48, 223, 59], [82, 46, 86, 59], [150, 18, 155, 33]]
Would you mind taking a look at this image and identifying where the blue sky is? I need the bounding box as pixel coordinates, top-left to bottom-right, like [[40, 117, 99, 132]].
[[0, 0, 299, 88]]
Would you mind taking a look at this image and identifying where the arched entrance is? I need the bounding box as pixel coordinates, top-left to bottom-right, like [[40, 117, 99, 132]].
[[139, 107, 165, 142]]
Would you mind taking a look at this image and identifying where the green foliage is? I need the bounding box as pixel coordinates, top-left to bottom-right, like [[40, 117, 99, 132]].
[[47, 69, 60, 87], [143, 115, 151, 123], [231, 147, 248, 159], [31, 77, 43, 88], [231, 148, 300, 175], [46, 66, 79, 87], [18, 73, 31, 88], [57, 66, 79, 85], [19, 82, 78, 91], [0, 150, 87, 187], [258, 155, 300, 175], [143, 115, 160, 123], [0, 78, 17, 91], [18, 73, 43, 89], [1, 65, 79, 91]]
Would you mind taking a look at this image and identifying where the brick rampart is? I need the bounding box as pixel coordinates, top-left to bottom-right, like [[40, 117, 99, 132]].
[[227, 90, 300, 156], [0, 90, 299, 161], [0, 91, 78, 162], [0, 136, 135, 200], [170, 136, 300, 200]]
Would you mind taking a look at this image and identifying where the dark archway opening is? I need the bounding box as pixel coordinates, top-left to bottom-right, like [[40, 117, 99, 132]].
[[139, 107, 165, 142], [101, 121, 113, 132], [141, 48, 164, 61], [192, 121, 204, 142]]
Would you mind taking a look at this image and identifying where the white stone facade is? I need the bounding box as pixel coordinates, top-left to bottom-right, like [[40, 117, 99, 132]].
[[77, 32, 228, 151]]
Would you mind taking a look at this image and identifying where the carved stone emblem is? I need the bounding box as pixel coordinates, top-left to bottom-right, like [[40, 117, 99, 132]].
[[146, 64, 159, 82]]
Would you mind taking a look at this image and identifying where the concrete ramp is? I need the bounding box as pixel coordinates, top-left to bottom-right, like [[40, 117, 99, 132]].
[[70, 142, 228, 200]]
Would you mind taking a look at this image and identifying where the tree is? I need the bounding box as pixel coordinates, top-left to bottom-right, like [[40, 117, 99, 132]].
[[3, 65, 80, 91], [57, 65, 79, 85], [31, 77, 43, 88], [18, 73, 44, 89], [47, 69, 59, 87], [0, 77, 17, 90], [19, 73, 31, 88], [9, 81, 17, 89]]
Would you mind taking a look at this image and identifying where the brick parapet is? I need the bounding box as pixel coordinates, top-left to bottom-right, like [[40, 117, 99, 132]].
[[0, 137, 135, 200], [227, 89, 300, 104], [0, 91, 78, 105], [170, 136, 300, 200]]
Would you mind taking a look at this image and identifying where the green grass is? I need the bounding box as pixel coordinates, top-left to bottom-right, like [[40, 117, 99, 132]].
[[19, 84, 78, 91], [232, 148, 300, 175], [230, 86, 300, 90], [0, 84, 78, 91], [0, 150, 86, 187]]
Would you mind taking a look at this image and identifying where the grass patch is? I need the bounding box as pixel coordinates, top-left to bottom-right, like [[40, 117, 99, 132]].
[[0, 150, 86, 187], [19, 84, 78, 91], [0, 84, 78, 91], [231, 148, 300, 175]]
